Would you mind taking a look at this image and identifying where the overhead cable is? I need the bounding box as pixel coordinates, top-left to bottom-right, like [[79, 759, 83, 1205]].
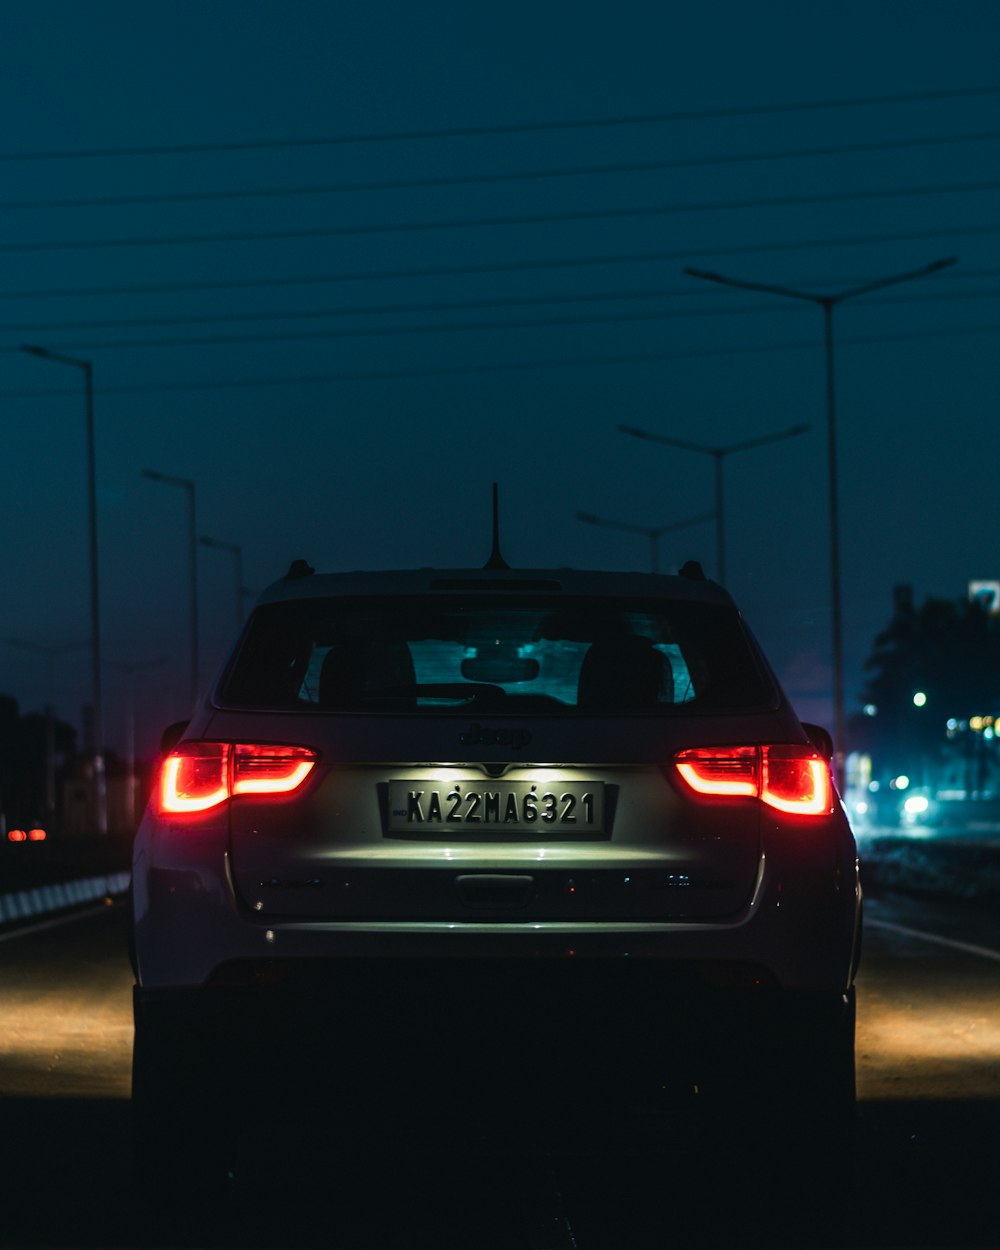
[[2, 84, 997, 161], [5, 181, 1000, 253], [4, 129, 1000, 211], [12, 286, 1000, 354], [3, 321, 998, 399]]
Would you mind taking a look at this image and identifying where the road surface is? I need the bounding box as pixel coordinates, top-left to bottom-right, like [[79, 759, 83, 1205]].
[[0, 891, 998, 1248]]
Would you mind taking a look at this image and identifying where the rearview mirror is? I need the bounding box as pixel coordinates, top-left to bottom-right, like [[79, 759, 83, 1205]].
[[461, 656, 539, 684]]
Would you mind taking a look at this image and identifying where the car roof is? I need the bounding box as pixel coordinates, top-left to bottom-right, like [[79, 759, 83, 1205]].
[[254, 565, 737, 608]]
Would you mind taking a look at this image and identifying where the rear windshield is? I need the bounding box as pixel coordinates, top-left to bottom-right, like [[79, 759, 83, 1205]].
[[219, 596, 774, 713]]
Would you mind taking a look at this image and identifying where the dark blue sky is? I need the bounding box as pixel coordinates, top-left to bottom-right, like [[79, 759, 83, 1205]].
[[2, 2, 999, 756]]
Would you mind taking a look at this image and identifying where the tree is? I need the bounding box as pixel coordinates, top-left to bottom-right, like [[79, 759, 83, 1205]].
[[0, 694, 78, 831], [853, 586, 1000, 793]]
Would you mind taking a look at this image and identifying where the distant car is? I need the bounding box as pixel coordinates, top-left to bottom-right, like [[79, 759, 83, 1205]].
[[130, 558, 861, 1181]]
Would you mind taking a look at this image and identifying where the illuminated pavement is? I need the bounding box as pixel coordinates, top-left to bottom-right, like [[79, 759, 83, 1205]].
[[1, 894, 1000, 1248], [0, 901, 133, 1100], [2, 894, 1000, 1107], [859, 911, 1000, 1101]]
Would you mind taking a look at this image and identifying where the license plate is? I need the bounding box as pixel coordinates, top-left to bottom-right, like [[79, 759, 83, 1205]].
[[388, 779, 604, 834]]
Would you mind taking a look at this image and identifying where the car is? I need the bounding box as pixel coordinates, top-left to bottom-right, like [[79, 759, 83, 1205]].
[[130, 553, 861, 1184]]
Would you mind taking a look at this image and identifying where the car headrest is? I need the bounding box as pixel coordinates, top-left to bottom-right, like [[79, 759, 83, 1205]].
[[319, 638, 416, 707], [577, 635, 671, 710]]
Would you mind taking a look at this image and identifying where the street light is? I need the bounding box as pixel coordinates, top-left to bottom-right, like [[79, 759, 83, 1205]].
[[19, 343, 107, 836], [683, 256, 957, 779], [576, 509, 715, 574], [107, 656, 168, 829], [199, 535, 246, 633], [142, 469, 199, 710], [618, 423, 809, 585]]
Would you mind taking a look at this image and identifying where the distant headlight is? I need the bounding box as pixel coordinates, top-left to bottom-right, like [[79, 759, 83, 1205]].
[[903, 795, 930, 816]]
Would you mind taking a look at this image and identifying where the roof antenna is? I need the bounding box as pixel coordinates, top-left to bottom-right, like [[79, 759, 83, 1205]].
[[483, 482, 510, 570]]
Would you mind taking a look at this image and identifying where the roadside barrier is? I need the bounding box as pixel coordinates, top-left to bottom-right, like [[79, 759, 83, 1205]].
[[0, 871, 131, 925]]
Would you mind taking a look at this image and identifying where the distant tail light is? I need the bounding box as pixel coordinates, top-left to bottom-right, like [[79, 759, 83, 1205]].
[[159, 742, 317, 814], [6, 827, 44, 843], [675, 744, 833, 816]]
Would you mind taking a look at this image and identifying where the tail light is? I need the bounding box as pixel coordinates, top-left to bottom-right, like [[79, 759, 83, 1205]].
[[160, 742, 317, 814], [675, 744, 833, 816]]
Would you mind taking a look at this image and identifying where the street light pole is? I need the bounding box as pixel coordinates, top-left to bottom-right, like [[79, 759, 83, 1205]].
[[20, 344, 107, 836], [199, 535, 245, 633], [618, 423, 809, 585], [108, 656, 168, 829], [577, 509, 716, 573], [683, 256, 957, 781], [142, 470, 199, 710]]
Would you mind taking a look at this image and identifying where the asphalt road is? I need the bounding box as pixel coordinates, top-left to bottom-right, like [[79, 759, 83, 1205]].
[[0, 894, 998, 1249]]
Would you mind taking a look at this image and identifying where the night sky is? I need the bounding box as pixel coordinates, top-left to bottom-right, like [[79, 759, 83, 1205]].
[[2, 2, 999, 759]]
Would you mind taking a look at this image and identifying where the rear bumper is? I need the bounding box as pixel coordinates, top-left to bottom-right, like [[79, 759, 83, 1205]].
[[132, 816, 861, 993], [132, 866, 861, 994]]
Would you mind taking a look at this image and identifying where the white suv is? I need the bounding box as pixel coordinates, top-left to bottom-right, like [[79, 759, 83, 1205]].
[[130, 559, 861, 1180]]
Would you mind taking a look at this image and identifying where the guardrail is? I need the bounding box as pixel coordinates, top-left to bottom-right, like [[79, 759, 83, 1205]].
[[0, 834, 133, 929], [0, 871, 131, 925]]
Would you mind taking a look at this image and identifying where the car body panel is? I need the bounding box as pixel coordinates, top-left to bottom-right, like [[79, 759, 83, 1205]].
[[131, 565, 860, 1002]]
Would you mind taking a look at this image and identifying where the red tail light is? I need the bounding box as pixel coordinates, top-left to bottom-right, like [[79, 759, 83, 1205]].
[[27, 828, 47, 842], [7, 829, 26, 843], [161, 743, 230, 813], [160, 742, 317, 814], [676, 746, 757, 797], [675, 745, 833, 816], [760, 746, 832, 815], [232, 744, 317, 795]]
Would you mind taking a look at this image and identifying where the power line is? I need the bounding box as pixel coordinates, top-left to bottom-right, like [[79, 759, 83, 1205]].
[[5, 128, 1000, 212], [2, 246, 995, 309], [3, 85, 998, 162], [12, 285, 1000, 355], [3, 320, 998, 399], [6, 181, 1000, 254], [6, 276, 991, 338], [0, 227, 988, 318], [0, 285, 705, 334]]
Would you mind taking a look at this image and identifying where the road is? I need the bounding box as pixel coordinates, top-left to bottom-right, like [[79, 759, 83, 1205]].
[[0, 892, 998, 1249]]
